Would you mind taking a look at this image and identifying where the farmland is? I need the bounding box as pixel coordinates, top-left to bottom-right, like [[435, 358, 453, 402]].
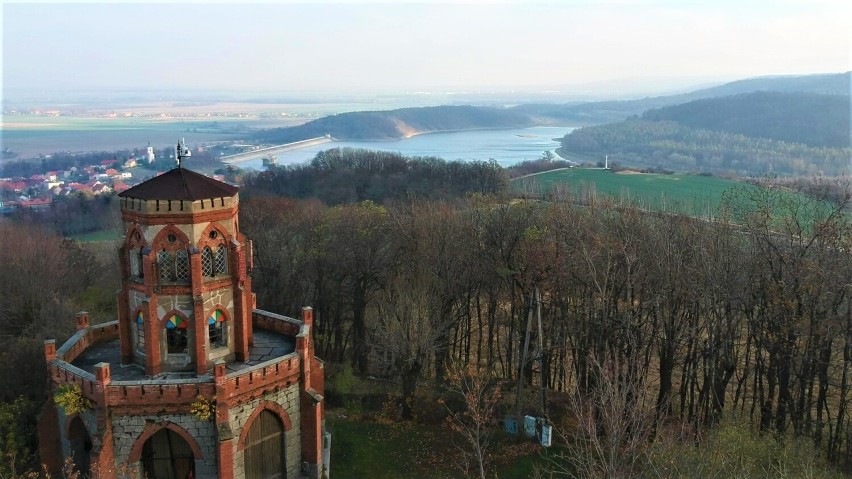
[[0, 116, 281, 158], [513, 168, 760, 218]]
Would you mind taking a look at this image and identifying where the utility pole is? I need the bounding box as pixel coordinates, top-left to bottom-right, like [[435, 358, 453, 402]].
[[515, 288, 549, 427]]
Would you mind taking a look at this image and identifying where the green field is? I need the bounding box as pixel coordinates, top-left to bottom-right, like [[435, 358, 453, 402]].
[[328, 414, 549, 479], [514, 168, 759, 218]]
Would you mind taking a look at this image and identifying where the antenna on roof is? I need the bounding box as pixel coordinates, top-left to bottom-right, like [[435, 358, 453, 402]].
[[176, 138, 191, 168]]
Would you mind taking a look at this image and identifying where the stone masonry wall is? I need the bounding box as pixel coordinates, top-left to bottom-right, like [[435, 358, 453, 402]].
[[57, 408, 98, 464], [112, 413, 218, 478], [230, 383, 302, 479]]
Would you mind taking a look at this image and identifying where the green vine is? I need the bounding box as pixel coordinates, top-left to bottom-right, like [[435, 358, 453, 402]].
[[190, 395, 215, 421], [54, 384, 93, 415]]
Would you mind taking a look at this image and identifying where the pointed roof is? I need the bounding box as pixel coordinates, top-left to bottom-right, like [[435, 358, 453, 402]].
[[118, 168, 239, 201]]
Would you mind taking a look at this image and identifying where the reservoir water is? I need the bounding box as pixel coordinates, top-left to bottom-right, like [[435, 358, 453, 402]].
[[238, 126, 576, 170]]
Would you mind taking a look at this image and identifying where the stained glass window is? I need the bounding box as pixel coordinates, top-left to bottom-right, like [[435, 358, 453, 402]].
[[166, 315, 187, 329], [201, 246, 213, 277], [166, 314, 188, 354], [208, 310, 226, 348]]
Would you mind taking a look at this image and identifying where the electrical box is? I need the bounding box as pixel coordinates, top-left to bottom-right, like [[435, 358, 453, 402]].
[[504, 416, 518, 435], [540, 424, 552, 447], [524, 415, 536, 437]]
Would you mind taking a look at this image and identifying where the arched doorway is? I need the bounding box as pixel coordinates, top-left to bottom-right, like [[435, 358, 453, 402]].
[[67, 417, 92, 477], [244, 410, 286, 479], [140, 428, 195, 479]]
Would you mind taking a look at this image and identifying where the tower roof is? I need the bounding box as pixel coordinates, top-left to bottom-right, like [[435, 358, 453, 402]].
[[118, 168, 239, 201]]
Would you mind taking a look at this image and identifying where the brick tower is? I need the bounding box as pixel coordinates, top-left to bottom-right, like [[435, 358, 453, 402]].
[[39, 141, 328, 479]]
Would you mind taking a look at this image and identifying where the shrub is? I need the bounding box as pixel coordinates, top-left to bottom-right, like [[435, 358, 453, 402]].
[[53, 385, 92, 416]]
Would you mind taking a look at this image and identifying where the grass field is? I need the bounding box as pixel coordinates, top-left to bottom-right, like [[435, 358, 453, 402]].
[[1, 115, 305, 158], [513, 168, 759, 218], [69, 229, 122, 242], [328, 413, 550, 479]]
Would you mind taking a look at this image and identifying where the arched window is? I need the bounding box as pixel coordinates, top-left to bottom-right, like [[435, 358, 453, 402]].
[[136, 311, 145, 352], [201, 246, 213, 278], [215, 245, 228, 276], [165, 315, 188, 354], [175, 250, 189, 281], [140, 428, 195, 479], [158, 250, 172, 282], [68, 417, 92, 477], [208, 310, 226, 348], [244, 410, 286, 479]]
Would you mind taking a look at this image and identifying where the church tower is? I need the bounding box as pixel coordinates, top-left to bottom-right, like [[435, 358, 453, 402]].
[[146, 142, 156, 163], [39, 140, 328, 479]]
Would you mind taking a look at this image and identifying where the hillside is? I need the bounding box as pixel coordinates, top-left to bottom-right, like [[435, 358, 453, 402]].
[[515, 72, 851, 125], [558, 119, 851, 176], [249, 72, 851, 146], [557, 90, 852, 176], [641, 92, 851, 148], [253, 105, 535, 143], [692, 71, 851, 97]]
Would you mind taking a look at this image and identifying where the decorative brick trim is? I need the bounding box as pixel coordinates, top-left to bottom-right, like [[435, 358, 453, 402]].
[[236, 401, 293, 451], [122, 207, 237, 226], [151, 225, 192, 252], [124, 224, 147, 249], [197, 221, 232, 249], [127, 421, 205, 463]]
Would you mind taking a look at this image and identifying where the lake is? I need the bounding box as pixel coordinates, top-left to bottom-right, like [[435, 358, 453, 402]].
[[238, 126, 577, 170]]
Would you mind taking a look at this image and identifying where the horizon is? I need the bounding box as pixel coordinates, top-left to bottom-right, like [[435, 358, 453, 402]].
[[3, 1, 850, 104]]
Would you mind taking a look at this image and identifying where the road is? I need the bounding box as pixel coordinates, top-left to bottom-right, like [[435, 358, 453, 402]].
[[221, 136, 333, 164]]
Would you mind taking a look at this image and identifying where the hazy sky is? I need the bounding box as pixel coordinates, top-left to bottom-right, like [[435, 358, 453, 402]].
[[2, 1, 850, 96]]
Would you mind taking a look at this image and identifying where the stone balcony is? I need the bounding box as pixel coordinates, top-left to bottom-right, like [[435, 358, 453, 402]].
[[45, 309, 308, 410]]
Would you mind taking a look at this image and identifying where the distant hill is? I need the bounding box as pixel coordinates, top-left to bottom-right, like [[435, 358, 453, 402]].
[[690, 72, 851, 97], [557, 90, 852, 177], [642, 92, 851, 148], [253, 105, 534, 143], [250, 72, 851, 148], [516, 72, 851, 125]]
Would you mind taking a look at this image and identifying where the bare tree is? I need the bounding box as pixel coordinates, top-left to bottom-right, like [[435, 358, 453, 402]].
[[441, 365, 503, 479], [541, 355, 656, 479], [372, 271, 453, 419]]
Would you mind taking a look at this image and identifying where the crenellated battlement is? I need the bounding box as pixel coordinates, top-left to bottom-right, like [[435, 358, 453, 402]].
[[46, 309, 310, 411]]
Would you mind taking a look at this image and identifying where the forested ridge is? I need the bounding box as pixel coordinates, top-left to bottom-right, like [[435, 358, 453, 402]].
[[642, 92, 851, 148], [559, 118, 852, 176], [243, 147, 508, 204], [558, 90, 852, 176], [253, 105, 534, 143]]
